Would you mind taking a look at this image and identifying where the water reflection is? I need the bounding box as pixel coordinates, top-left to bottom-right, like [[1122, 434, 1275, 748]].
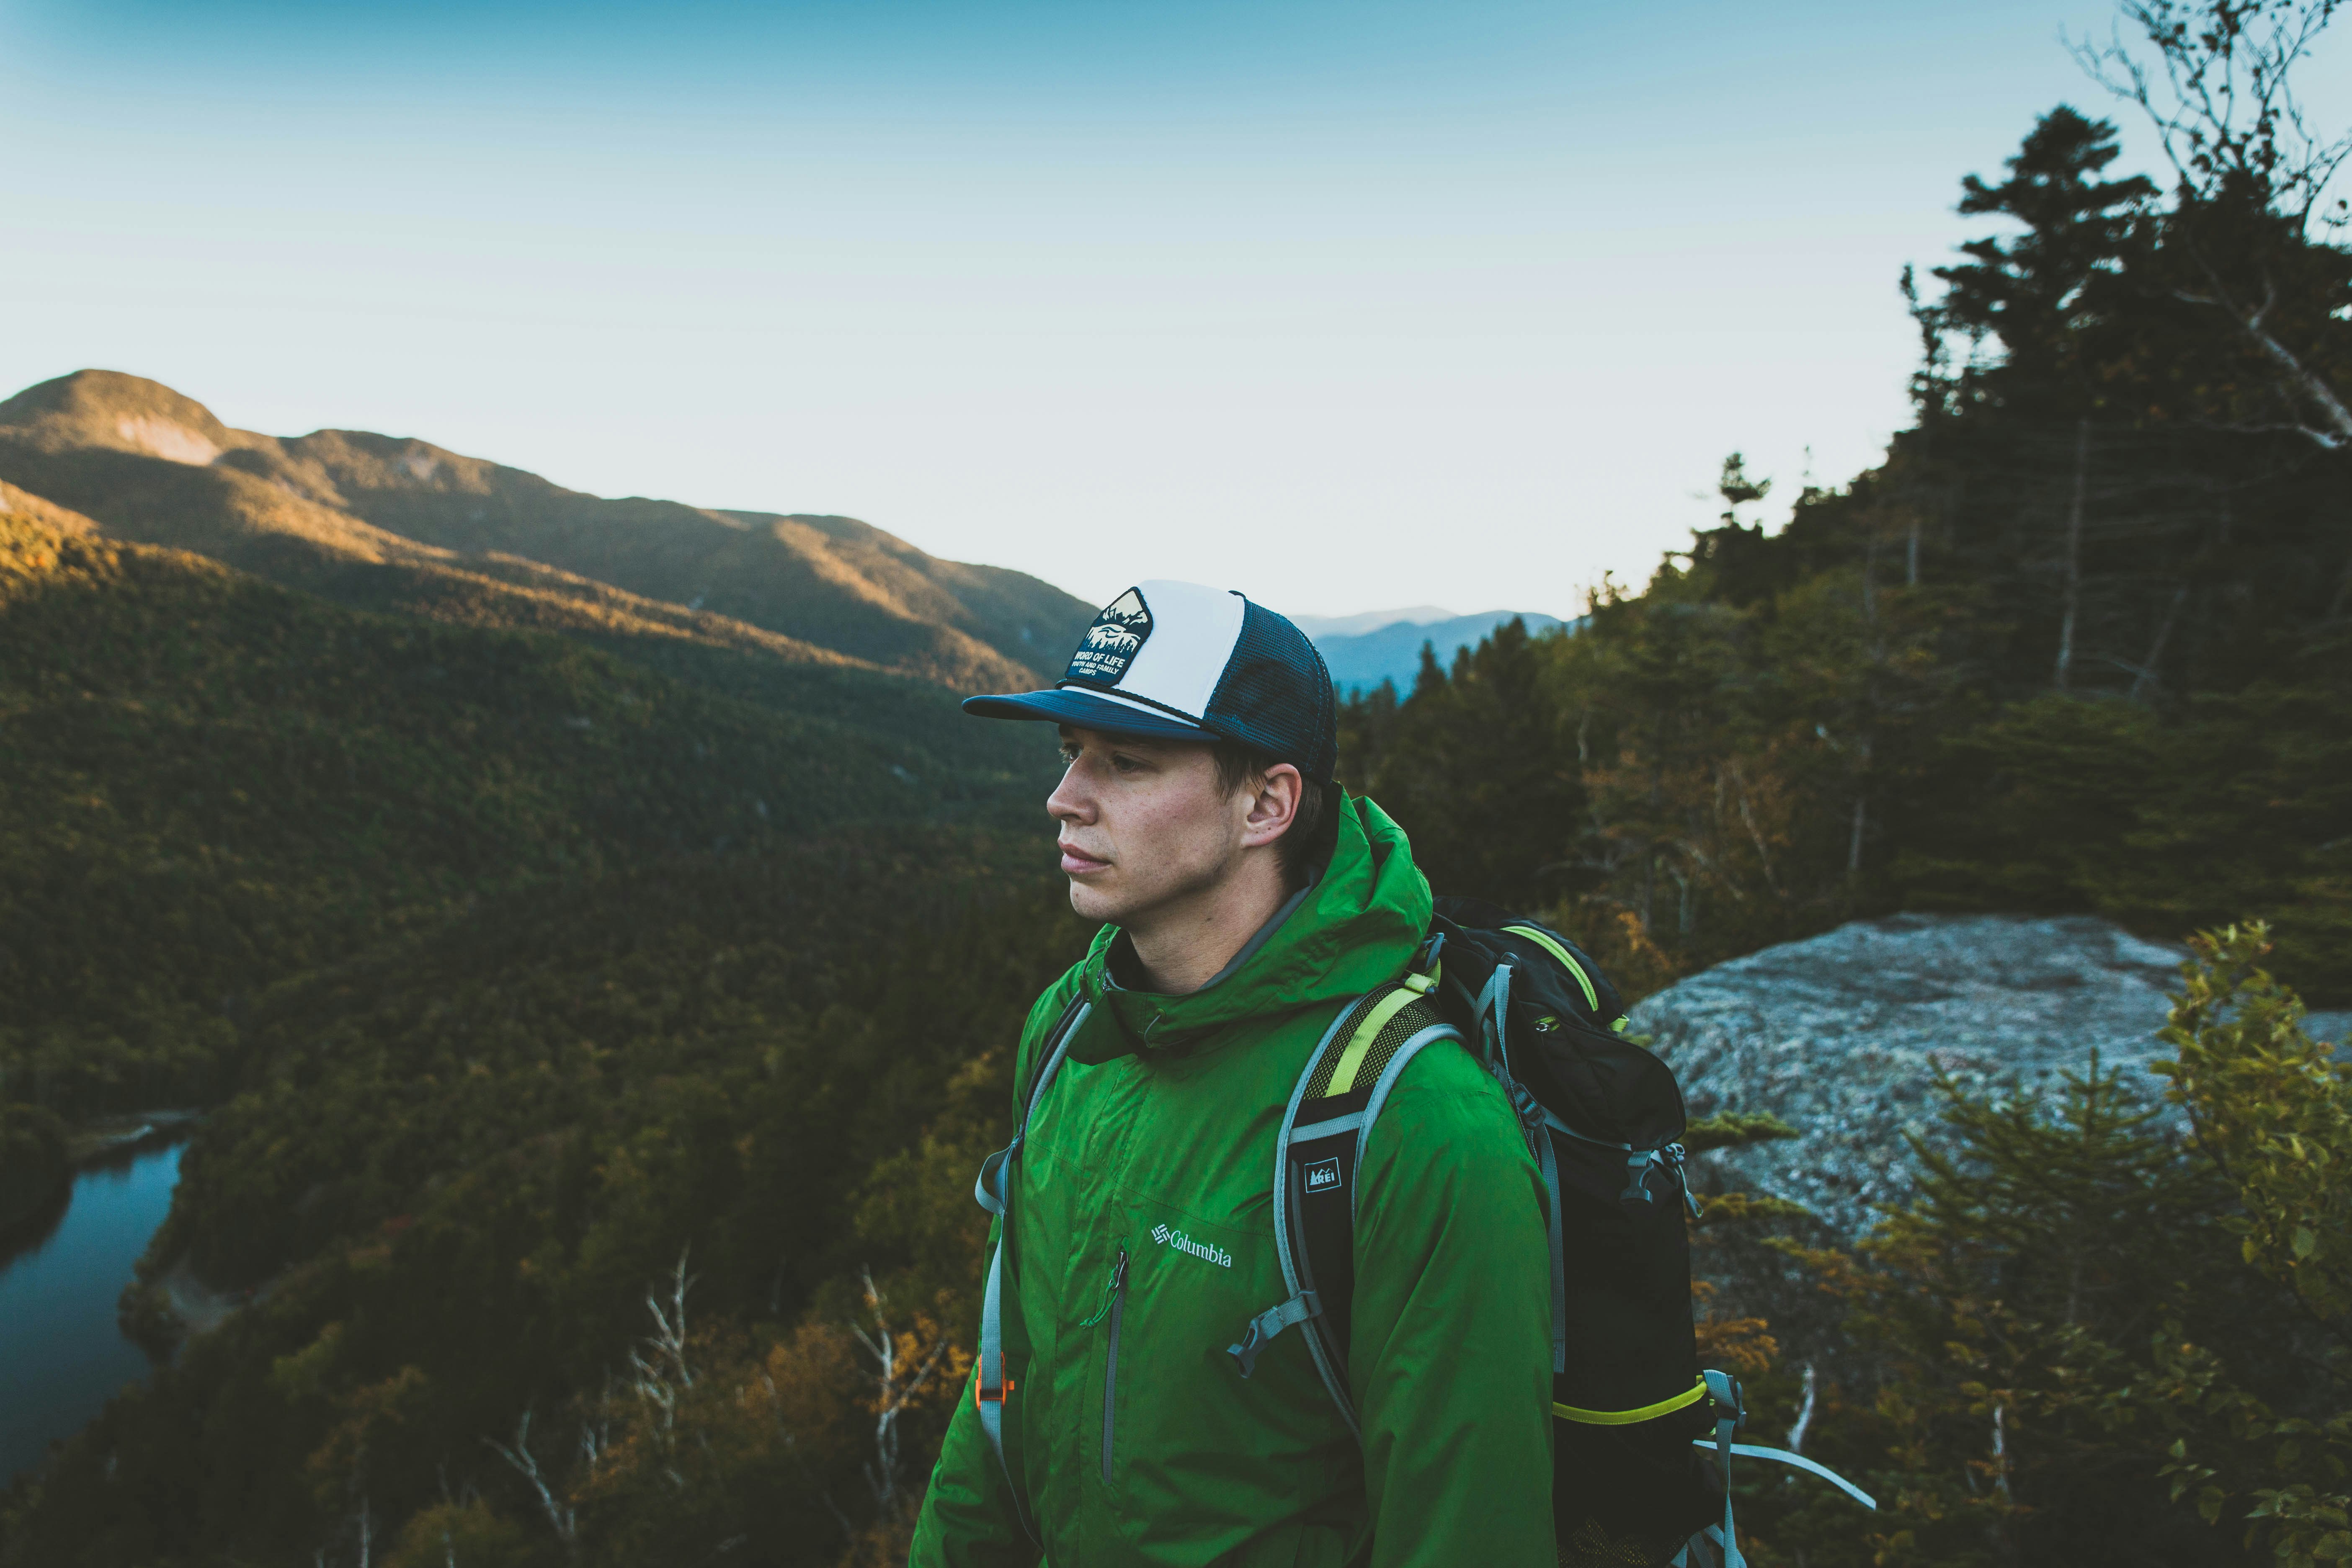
[[0, 1140, 183, 1483]]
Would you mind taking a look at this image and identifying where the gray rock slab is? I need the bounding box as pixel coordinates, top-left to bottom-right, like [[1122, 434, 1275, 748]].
[[1632, 912, 2352, 1242]]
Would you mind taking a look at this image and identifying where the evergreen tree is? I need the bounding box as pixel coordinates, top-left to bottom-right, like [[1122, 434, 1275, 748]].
[[1935, 106, 2157, 399], [1360, 616, 1587, 909]]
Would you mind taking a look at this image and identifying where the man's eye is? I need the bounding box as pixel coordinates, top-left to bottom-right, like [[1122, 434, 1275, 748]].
[[1110, 753, 1141, 773]]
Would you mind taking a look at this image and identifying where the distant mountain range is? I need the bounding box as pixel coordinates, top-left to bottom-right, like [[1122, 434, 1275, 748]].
[[1288, 606, 1462, 640], [1296, 607, 1574, 694], [0, 371, 1094, 692]]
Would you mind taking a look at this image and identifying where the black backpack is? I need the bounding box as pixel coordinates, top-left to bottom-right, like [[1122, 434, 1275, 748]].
[[1222, 896, 1873, 1568]]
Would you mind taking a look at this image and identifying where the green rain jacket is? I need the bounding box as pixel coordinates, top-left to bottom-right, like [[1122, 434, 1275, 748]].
[[909, 794, 1556, 1567]]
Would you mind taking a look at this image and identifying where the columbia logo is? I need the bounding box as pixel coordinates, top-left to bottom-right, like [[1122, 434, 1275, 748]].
[[1305, 1158, 1342, 1193], [1150, 1223, 1232, 1268]]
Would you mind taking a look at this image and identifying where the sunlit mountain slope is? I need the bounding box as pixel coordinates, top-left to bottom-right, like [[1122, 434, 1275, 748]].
[[0, 371, 1093, 691]]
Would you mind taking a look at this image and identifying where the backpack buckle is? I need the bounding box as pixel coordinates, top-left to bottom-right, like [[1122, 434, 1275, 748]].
[[1226, 1289, 1323, 1379], [1702, 1368, 1745, 1428], [1622, 1146, 1662, 1203], [1410, 931, 1445, 976], [975, 1353, 1016, 1406], [1666, 1142, 1702, 1219]]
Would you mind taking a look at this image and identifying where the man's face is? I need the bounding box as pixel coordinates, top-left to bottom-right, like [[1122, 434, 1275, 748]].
[[1048, 726, 1251, 927]]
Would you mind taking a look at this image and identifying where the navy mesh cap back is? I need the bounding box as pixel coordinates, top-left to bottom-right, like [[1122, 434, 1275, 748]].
[[1205, 600, 1337, 784]]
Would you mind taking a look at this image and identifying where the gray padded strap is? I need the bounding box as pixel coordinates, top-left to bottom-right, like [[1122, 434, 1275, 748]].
[[1018, 1003, 1088, 1132], [1269, 999, 1371, 1437], [972, 1240, 1034, 1543], [1286, 1111, 1364, 1144], [968, 998, 1089, 1549], [973, 1000, 1090, 1216]]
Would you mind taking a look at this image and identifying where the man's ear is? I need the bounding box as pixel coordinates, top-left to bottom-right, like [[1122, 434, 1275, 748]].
[[1238, 763, 1303, 850]]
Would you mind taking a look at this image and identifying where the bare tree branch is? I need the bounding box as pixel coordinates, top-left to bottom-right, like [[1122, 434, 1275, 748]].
[[2074, 0, 2352, 227], [646, 1248, 697, 1391], [2074, 1, 2352, 448], [851, 1269, 953, 1515], [484, 1407, 579, 1559]]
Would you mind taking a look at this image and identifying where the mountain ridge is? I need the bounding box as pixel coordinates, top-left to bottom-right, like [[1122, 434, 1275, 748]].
[[0, 370, 1093, 691]]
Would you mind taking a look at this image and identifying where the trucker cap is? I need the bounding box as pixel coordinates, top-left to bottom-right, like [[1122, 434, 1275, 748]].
[[962, 580, 1338, 785]]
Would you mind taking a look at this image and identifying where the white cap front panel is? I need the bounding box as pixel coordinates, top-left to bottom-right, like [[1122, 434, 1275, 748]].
[[1064, 580, 1245, 721]]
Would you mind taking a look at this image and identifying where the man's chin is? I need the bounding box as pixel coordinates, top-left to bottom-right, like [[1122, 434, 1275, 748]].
[[1065, 878, 1126, 924]]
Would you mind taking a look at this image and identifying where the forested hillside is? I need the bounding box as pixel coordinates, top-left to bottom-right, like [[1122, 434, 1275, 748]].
[[4, 841, 1091, 1567], [0, 508, 1057, 1124], [1346, 99, 2350, 1000]]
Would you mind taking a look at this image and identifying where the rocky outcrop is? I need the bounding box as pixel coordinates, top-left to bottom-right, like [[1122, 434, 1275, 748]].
[[1636, 913, 2352, 1242]]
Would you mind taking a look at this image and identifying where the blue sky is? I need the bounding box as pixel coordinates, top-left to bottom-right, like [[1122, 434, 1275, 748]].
[[7, 0, 2340, 619]]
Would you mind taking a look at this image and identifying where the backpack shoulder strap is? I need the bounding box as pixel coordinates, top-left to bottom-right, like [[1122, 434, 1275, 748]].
[[1263, 940, 1584, 1401], [969, 994, 1088, 1546], [1225, 976, 1462, 1433]]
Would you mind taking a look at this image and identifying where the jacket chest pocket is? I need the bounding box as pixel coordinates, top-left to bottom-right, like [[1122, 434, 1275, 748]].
[[1093, 1207, 1285, 1496]]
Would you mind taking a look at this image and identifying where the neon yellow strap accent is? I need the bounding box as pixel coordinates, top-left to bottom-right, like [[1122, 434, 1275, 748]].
[[1326, 985, 1421, 1097], [1553, 1375, 1709, 1426], [1504, 924, 1599, 1015]]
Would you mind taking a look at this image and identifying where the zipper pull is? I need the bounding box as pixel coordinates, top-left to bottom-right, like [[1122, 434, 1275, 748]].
[[1078, 1248, 1128, 1328]]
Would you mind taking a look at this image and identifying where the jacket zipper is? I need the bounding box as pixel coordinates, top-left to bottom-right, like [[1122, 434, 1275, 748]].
[[1101, 1244, 1129, 1483]]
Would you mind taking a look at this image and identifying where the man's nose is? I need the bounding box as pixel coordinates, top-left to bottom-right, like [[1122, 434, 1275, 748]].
[[1047, 763, 1093, 823]]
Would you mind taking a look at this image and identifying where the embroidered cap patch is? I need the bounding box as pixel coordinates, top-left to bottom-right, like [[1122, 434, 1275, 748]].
[[1065, 587, 1153, 686]]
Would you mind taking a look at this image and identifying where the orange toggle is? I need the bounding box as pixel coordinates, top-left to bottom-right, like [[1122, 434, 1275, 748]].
[[975, 1354, 1016, 1406]]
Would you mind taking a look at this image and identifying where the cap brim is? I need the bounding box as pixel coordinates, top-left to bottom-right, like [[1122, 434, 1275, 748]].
[[961, 688, 1210, 741]]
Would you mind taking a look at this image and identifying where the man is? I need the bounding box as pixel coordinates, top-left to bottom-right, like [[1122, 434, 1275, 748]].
[[910, 580, 1555, 1566]]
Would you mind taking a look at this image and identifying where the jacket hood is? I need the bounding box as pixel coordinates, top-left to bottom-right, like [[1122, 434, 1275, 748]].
[[1070, 792, 1431, 1060]]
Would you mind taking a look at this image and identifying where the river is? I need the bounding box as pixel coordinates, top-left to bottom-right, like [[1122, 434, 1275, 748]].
[[0, 1140, 182, 1484]]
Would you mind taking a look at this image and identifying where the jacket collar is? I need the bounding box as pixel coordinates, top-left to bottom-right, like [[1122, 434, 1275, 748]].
[[1068, 793, 1430, 1063]]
